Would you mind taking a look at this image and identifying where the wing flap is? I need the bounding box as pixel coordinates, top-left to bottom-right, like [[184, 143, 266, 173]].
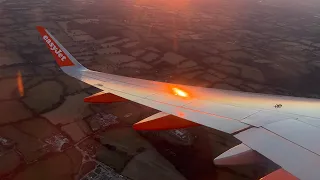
[[236, 127, 320, 180], [264, 119, 320, 156]]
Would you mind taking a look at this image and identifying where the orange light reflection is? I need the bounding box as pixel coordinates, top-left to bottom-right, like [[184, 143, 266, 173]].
[[172, 87, 189, 98], [17, 71, 24, 97]]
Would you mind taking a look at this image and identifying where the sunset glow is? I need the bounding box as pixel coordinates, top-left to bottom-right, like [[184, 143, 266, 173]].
[[17, 70, 24, 97]]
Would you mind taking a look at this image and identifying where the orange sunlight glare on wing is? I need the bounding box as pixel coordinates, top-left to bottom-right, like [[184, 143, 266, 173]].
[[172, 87, 189, 97], [17, 70, 24, 97]]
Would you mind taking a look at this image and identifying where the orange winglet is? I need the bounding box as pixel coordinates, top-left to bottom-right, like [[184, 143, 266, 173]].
[[133, 113, 200, 130], [36, 26, 74, 67], [84, 92, 127, 103]]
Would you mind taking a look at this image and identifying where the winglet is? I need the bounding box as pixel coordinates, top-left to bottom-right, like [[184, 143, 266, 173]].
[[36, 26, 76, 67]]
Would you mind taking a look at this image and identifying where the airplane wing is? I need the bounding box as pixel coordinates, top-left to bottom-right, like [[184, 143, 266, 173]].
[[37, 26, 320, 180]]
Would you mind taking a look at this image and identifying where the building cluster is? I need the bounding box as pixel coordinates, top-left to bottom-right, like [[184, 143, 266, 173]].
[[81, 163, 129, 180], [0, 136, 15, 151], [88, 112, 119, 131], [168, 129, 196, 145], [44, 133, 70, 152]]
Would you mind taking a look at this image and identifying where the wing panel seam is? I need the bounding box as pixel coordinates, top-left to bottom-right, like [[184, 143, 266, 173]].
[[262, 127, 320, 156]]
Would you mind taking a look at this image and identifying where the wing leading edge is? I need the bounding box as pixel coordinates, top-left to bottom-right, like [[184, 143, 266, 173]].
[[37, 26, 320, 180], [36, 26, 251, 133]]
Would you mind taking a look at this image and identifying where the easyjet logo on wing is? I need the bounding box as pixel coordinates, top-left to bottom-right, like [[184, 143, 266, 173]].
[[43, 35, 67, 62]]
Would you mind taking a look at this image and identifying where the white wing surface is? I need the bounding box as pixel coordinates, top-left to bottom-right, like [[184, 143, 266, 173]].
[[37, 26, 320, 180]]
